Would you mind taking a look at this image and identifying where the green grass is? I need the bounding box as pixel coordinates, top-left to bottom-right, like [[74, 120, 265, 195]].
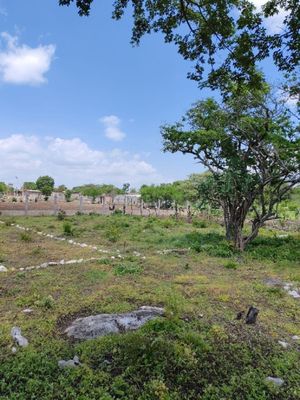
[[0, 214, 299, 399]]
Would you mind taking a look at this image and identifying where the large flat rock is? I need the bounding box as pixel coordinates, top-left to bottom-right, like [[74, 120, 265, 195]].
[[64, 306, 164, 340]]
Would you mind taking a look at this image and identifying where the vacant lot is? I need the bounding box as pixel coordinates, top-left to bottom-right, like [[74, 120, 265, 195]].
[[0, 214, 299, 399]]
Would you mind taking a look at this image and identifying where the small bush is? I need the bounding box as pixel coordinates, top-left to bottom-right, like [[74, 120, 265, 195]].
[[112, 209, 123, 215], [192, 220, 208, 228], [20, 232, 32, 242], [5, 218, 15, 226], [224, 261, 238, 270], [57, 209, 66, 221], [35, 295, 55, 309], [105, 226, 121, 243], [63, 222, 73, 236]]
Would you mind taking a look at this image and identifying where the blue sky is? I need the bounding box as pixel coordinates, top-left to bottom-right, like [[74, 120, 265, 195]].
[[0, 0, 289, 189]]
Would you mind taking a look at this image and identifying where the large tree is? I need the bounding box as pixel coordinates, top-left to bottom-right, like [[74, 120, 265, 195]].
[[161, 88, 300, 250], [36, 176, 55, 199], [59, 0, 300, 93]]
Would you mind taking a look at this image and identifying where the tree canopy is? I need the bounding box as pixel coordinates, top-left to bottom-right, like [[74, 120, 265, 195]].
[[162, 87, 300, 249], [73, 184, 123, 200], [0, 182, 8, 194], [36, 176, 55, 198], [23, 182, 37, 190], [59, 0, 300, 92]]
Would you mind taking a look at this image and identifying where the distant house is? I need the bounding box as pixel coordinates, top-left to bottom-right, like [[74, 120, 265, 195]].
[[50, 191, 66, 201], [22, 189, 43, 202], [114, 194, 141, 205]]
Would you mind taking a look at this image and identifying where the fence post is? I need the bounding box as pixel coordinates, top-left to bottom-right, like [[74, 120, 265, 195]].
[[53, 193, 58, 216], [79, 195, 83, 214], [140, 200, 143, 216], [24, 193, 29, 216]]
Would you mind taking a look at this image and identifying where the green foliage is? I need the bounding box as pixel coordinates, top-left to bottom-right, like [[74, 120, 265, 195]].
[[35, 295, 55, 309], [0, 181, 8, 193], [105, 225, 121, 242], [23, 182, 37, 190], [122, 183, 130, 194], [172, 231, 300, 262], [36, 176, 55, 198], [3, 317, 298, 399], [4, 218, 15, 226], [162, 89, 300, 250], [113, 262, 143, 276], [63, 221, 74, 236], [140, 182, 185, 207], [57, 209, 66, 221], [73, 184, 122, 201], [85, 270, 108, 282], [59, 0, 300, 94], [65, 189, 72, 202], [192, 219, 207, 228], [20, 232, 33, 242], [224, 261, 238, 270]]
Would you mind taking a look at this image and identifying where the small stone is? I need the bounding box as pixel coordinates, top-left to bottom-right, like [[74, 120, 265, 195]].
[[292, 335, 300, 340], [278, 340, 289, 349], [288, 290, 300, 299], [0, 265, 8, 272], [11, 346, 17, 354], [48, 262, 58, 266], [60, 260, 65, 265], [65, 260, 77, 264], [58, 355, 81, 368], [265, 377, 284, 386], [11, 327, 28, 347], [40, 263, 48, 268], [23, 308, 33, 314]]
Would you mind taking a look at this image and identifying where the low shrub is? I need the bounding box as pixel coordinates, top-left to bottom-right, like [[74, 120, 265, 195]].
[[63, 222, 73, 236], [224, 261, 238, 270], [57, 209, 66, 221], [20, 232, 32, 242], [114, 262, 143, 276]]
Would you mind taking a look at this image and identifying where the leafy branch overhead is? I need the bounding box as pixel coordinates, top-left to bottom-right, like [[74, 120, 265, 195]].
[[59, 0, 300, 91]]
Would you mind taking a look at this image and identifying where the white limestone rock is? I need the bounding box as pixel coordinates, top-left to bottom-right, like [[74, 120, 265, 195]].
[[265, 377, 284, 386], [11, 327, 28, 347], [65, 306, 165, 340], [58, 355, 81, 368]]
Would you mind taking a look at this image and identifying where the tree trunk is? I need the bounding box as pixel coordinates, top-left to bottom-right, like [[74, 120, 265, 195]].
[[223, 203, 249, 251]]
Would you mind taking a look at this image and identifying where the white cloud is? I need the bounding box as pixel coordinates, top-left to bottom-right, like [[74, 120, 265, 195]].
[[100, 115, 126, 141], [0, 134, 161, 187], [251, 1, 288, 34], [0, 32, 55, 85]]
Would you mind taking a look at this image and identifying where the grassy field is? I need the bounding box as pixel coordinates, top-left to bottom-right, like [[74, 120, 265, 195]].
[[0, 213, 299, 399]]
